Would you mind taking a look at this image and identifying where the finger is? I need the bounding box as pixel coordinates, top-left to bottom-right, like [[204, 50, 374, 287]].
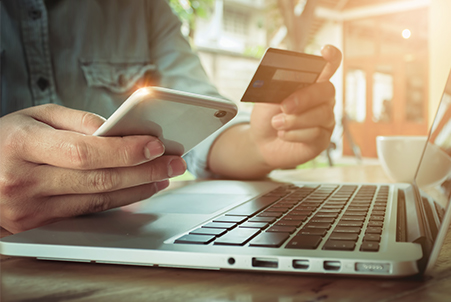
[[281, 81, 335, 114], [44, 180, 170, 219], [272, 99, 335, 131], [14, 120, 165, 169], [27, 103, 106, 135], [277, 127, 332, 145], [317, 45, 342, 83], [36, 156, 186, 195]]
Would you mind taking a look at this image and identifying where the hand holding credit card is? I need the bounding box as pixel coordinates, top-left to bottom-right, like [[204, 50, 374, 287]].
[[241, 48, 326, 103]]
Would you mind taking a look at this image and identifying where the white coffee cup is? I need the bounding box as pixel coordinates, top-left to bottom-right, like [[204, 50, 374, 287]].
[[376, 136, 428, 183], [416, 141, 451, 187]]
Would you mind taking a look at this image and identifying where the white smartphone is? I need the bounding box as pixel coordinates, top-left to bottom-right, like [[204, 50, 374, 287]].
[[93, 87, 238, 156]]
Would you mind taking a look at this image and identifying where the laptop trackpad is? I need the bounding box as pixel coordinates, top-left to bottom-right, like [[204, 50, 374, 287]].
[[142, 194, 252, 214]]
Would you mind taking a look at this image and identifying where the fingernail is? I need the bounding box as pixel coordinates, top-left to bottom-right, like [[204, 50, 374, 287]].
[[272, 114, 286, 129], [168, 158, 187, 177], [144, 140, 165, 160], [283, 97, 299, 113], [321, 44, 331, 51]]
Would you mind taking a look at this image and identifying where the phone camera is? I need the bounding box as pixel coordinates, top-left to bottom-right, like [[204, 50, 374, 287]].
[[214, 110, 227, 118]]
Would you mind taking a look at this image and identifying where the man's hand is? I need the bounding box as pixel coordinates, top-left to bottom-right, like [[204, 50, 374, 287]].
[[0, 104, 186, 233], [208, 45, 342, 178], [250, 45, 342, 169]]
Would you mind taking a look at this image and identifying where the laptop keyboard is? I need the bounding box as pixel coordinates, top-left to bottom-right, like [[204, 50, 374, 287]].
[[174, 184, 389, 252]]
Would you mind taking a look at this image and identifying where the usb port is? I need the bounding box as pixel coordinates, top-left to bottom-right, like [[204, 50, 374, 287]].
[[324, 261, 341, 271], [252, 257, 278, 268], [293, 259, 309, 269]]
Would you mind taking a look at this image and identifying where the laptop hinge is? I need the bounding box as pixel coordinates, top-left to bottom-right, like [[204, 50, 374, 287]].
[[404, 186, 428, 244], [396, 189, 407, 242], [411, 184, 435, 273]]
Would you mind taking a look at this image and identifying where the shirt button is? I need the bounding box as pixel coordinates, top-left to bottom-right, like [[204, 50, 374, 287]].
[[118, 74, 126, 87], [29, 9, 42, 20], [37, 77, 50, 91]]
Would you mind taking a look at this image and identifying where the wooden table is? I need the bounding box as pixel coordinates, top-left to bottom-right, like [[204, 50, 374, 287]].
[[2, 165, 451, 302]]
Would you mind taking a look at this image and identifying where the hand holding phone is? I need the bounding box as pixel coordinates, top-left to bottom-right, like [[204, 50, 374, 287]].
[[94, 87, 238, 156]]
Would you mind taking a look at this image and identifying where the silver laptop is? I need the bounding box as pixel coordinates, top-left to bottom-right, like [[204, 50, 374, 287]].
[[2, 73, 451, 278]]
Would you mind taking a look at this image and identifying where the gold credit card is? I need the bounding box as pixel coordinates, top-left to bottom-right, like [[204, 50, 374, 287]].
[[241, 48, 326, 103]]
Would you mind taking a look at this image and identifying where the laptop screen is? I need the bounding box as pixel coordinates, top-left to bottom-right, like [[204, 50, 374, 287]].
[[415, 70, 451, 271]]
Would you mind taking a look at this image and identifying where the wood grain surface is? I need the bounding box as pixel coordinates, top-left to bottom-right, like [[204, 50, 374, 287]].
[[1, 165, 451, 302]]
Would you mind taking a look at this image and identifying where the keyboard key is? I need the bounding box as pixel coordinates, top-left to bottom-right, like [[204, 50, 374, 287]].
[[295, 206, 317, 211], [366, 227, 383, 234], [337, 221, 363, 227], [322, 205, 344, 210], [240, 222, 269, 229], [363, 234, 381, 242], [368, 221, 383, 227], [370, 216, 384, 221], [323, 240, 355, 251], [225, 195, 281, 216], [373, 206, 386, 211], [372, 211, 385, 216], [299, 228, 327, 236], [353, 196, 373, 199], [346, 206, 369, 211], [277, 201, 297, 207], [360, 241, 380, 252], [315, 213, 338, 218], [302, 202, 322, 206], [341, 215, 366, 221], [358, 196, 375, 199], [318, 209, 341, 213], [214, 228, 260, 246], [285, 235, 322, 249], [305, 197, 327, 201], [334, 226, 361, 234], [258, 212, 283, 218], [190, 228, 226, 236], [249, 216, 276, 223], [326, 201, 347, 205], [328, 198, 349, 202], [309, 217, 335, 223], [275, 220, 302, 227], [345, 211, 367, 216], [283, 215, 307, 221], [175, 234, 215, 244], [249, 232, 290, 247], [213, 216, 247, 224], [266, 206, 291, 213], [289, 211, 312, 216], [267, 226, 297, 233], [202, 222, 236, 230], [329, 232, 359, 241], [304, 223, 332, 229], [351, 201, 372, 205]]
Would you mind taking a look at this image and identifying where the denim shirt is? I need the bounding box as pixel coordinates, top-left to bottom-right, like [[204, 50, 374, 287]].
[[1, 0, 249, 178]]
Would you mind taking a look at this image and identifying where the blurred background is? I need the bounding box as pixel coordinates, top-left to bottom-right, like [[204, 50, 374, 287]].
[[168, 0, 451, 169]]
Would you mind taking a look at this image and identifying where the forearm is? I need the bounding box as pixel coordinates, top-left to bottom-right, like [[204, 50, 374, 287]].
[[207, 123, 274, 179]]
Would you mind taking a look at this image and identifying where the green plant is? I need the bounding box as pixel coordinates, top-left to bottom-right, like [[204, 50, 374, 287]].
[[168, 0, 214, 38]]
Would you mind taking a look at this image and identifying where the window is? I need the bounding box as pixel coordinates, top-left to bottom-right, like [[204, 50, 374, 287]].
[[373, 71, 394, 123], [223, 7, 249, 37], [346, 69, 366, 123]]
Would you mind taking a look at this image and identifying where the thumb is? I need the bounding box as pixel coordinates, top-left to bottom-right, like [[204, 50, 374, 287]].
[[317, 45, 342, 82]]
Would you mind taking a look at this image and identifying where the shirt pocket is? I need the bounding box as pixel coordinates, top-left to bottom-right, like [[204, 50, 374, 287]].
[[80, 60, 157, 94]]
